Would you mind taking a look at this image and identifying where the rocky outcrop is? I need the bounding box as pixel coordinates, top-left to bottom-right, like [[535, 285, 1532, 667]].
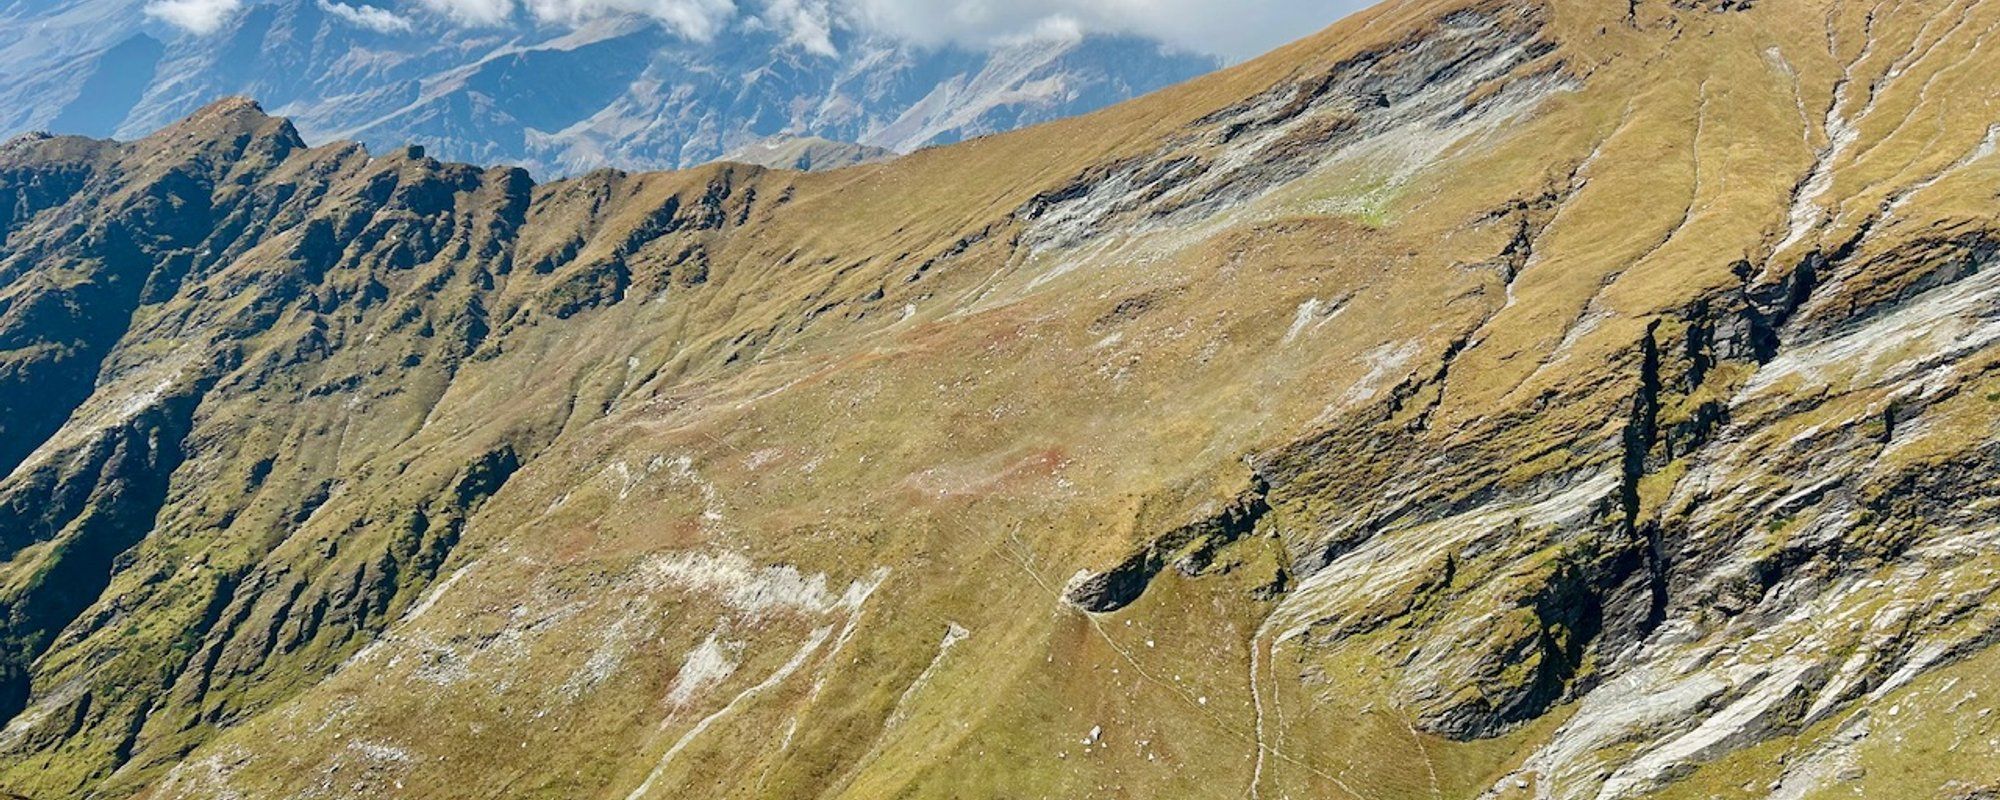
[[1063, 481, 1274, 613], [1019, 1, 1571, 252]]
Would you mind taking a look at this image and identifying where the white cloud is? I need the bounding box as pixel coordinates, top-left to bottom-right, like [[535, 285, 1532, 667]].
[[144, 0, 243, 34], [754, 0, 837, 57], [412, 0, 741, 35], [521, 0, 737, 38], [416, 0, 514, 27], [320, 0, 416, 32]]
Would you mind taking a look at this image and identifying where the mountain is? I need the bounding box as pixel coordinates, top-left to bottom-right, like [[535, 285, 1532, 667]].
[[721, 136, 893, 172], [0, 0, 1218, 177], [2, 0, 2000, 798]]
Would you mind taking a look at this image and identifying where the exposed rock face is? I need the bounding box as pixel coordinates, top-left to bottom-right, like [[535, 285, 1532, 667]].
[[0, 0, 1217, 177], [720, 137, 896, 173], [1063, 480, 1273, 613], [2, 0, 2000, 798]]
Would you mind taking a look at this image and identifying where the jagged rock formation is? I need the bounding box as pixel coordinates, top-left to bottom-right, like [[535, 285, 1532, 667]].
[[1, 0, 1999, 798], [0, 0, 1217, 177]]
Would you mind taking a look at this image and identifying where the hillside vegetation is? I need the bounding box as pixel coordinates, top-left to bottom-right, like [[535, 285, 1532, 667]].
[[0, 0, 1997, 797]]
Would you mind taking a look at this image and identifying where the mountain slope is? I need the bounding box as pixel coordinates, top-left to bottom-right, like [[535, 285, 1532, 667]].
[[1, 0, 1999, 798], [0, 0, 1217, 176], [720, 136, 894, 172]]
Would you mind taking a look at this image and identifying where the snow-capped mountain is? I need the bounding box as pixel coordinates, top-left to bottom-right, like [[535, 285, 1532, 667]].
[[0, 0, 1217, 175]]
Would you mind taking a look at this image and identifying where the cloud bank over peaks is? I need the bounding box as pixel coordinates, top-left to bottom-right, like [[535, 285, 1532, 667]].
[[150, 0, 1369, 61]]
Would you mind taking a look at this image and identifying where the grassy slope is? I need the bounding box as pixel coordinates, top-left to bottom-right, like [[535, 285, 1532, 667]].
[[0, 0, 1993, 797]]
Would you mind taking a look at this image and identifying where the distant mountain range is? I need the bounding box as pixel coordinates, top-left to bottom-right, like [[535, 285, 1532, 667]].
[[0, 0, 1218, 175]]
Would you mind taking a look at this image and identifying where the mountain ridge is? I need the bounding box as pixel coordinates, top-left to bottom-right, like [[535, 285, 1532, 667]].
[[0, 0, 1998, 797]]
